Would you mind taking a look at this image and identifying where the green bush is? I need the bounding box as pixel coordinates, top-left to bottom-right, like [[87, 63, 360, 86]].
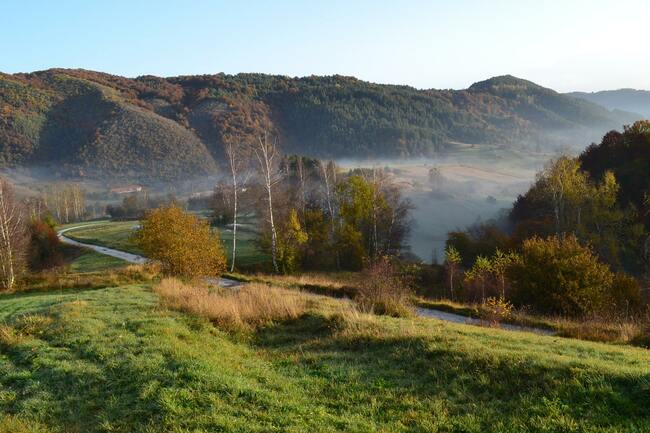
[[508, 235, 613, 317]]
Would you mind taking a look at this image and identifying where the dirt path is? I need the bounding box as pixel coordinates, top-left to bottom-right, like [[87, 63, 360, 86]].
[[58, 224, 241, 288], [59, 225, 553, 335], [416, 308, 554, 335]]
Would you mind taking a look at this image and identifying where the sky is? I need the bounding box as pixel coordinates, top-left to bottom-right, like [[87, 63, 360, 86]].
[[2, 0, 649, 92]]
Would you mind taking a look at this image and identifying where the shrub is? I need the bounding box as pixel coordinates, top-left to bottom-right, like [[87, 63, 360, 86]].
[[134, 205, 226, 278], [354, 257, 413, 317], [277, 209, 308, 274], [608, 273, 643, 315], [154, 278, 306, 330], [508, 235, 613, 317], [28, 219, 63, 271], [480, 297, 514, 326]]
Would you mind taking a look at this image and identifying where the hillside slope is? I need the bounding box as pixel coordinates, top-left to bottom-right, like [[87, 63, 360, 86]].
[[568, 88, 650, 117], [0, 69, 640, 181], [0, 280, 648, 432]]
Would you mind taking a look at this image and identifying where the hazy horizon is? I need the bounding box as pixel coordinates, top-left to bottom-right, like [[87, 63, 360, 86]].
[[2, 0, 650, 92]]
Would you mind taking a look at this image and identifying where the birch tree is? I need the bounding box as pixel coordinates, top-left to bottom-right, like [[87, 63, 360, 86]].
[[0, 179, 26, 290], [254, 131, 283, 273], [319, 159, 340, 268], [224, 137, 251, 272]]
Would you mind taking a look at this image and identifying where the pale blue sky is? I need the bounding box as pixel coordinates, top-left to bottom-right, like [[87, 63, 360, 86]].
[[2, 0, 649, 92]]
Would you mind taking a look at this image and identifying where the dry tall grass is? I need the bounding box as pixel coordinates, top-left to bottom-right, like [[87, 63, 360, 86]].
[[19, 264, 160, 293], [256, 272, 360, 290], [154, 278, 307, 330]]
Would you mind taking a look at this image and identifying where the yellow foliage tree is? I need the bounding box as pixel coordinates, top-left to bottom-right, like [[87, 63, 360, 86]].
[[277, 209, 308, 274], [134, 205, 226, 278]]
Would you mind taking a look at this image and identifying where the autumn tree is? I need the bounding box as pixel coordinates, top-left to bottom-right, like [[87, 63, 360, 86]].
[[28, 219, 63, 271], [537, 156, 590, 236], [134, 205, 226, 278], [508, 235, 613, 316], [276, 209, 308, 274], [490, 249, 519, 299], [464, 255, 492, 303], [43, 184, 87, 224]]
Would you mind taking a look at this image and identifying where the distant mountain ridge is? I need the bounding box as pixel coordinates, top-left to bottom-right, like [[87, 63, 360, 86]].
[[0, 69, 641, 181], [567, 89, 650, 118]]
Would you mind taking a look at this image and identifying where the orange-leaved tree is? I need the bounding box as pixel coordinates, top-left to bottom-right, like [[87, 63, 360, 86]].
[[134, 205, 226, 278]]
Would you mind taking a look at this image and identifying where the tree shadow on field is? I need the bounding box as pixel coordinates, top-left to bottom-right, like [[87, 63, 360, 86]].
[[254, 313, 650, 431]]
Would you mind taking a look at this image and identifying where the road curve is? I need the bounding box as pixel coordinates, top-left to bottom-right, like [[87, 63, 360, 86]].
[[58, 224, 241, 288], [58, 224, 553, 335], [58, 225, 147, 264]]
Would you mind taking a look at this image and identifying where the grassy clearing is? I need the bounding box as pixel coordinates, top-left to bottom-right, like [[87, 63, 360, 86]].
[[154, 278, 306, 331], [66, 248, 128, 273], [216, 216, 268, 268], [0, 278, 649, 431], [63, 221, 143, 255]]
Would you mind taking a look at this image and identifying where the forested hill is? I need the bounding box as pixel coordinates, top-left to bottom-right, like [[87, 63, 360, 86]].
[[0, 69, 640, 181], [567, 89, 650, 118]]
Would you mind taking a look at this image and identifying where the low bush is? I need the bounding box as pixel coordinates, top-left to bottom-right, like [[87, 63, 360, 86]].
[[154, 278, 307, 331], [354, 257, 413, 317], [480, 297, 514, 326], [508, 235, 613, 317], [28, 219, 63, 271]]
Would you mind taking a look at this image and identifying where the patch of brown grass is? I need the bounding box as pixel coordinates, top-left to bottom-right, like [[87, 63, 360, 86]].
[[257, 272, 360, 290], [17, 264, 160, 294], [328, 303, 381, 336], [0, 415, 50, 433], [0, 314, 54, 349], [154, 278, 307, 330], [0, 324, 24, 348], [545, 316, 647, 344]]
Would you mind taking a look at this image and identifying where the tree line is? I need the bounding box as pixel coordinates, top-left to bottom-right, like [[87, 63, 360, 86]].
[[443, 121, 650, 317], [210, 130, 413, 274]]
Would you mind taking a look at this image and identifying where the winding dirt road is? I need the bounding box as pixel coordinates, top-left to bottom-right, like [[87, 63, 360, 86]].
[[58, 224, 552, 335], [58, 224, 242, 288]]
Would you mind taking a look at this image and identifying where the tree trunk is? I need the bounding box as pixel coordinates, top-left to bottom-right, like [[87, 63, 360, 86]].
[[230, 171, 238, 272], [266, 178, 279, 274]]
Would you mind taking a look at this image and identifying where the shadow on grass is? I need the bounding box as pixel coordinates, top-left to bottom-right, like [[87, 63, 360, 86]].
[[254, 313, 650, 430]]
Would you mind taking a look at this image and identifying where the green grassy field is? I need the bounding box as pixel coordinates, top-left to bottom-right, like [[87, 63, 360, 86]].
[[63, 221, 143, 255], [0, 264, 649, 432], [217, 216, 268, 268], [67, 249, 129, 273]]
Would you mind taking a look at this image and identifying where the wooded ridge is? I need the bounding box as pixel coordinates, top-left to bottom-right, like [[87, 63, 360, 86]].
[[0, 69, 640, 180]]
